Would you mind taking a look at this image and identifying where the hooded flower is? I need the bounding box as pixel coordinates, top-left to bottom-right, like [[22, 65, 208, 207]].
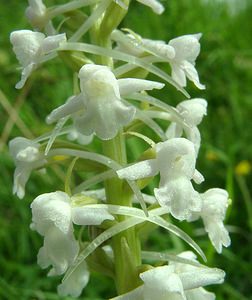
[[168, 34, 205, 89], [9, 137, 46, 199], [46, 64, 164, 140], [112, 30, 204, 89], [31, 191, 114, 295], [10, 30, 66, 88], [117, 138, 204, 220], [189, 189, 231, 253], [166, 99, 207, 154], [111, 251, 224, 300]]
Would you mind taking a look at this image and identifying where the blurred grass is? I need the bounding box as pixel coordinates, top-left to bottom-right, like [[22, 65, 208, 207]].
[[0, 0, 252, 299]]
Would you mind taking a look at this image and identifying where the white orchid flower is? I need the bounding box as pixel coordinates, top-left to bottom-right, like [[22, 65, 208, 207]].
[[111, 252, 224, 300], [168, 34, 205, 89], [31, 191, 115, 236], [117, 138, 204, 220], [166, 99, 207, 154], [191, 188, 231, 253], [201, 189, 231, 253], [57, 260, 90, 297], [136, 0, 164, 14], [31, 191, 114, 293], [47, 64, 164, 140], [10, 30, 66, 89], [9, 137, 46, 199], [112, 31, 204, 89], [31, 191, 79, 276], [25, 0, 47, 30]]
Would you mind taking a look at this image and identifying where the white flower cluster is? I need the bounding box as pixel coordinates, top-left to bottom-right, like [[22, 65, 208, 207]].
[[9, 0, 231, 298]]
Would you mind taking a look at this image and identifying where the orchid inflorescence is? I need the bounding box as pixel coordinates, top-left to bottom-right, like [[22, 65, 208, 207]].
[[9, 0, 231, 298]]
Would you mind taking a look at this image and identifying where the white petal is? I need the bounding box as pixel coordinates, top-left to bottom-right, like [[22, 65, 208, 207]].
[[136, 0, 165, 14], [183, 61, 205, 90], [79, 64, 120, 98], [193, 169, 204, 184], [169, 252, 225, 290], [154, 177, 201, 220], [203, 221, 231, 254], [9, 137, 40, 161], [75, 98, 136, 140], [72, 206, 114, 225], [10, 30, 45, 66], [177, 99, 207, 126], [9, 137, 44, 198], [13, 166, 31, 199], [141, 266, 185, 300], [180, 268, 225, 290], [156, 138, 196, 180], [31, 191, 71, 235], [46, 94, 85, 124], [37, 227, 79, 276], [170, 63, 187, 87], [185, 127, 201, 156], [182, 61, 204, 89], [15, 63, 35, 89], [117, 159, 158, 181], [169, 34, 201, 62], [118, 78, 164, 96], [41, 33, 67, 53], [57, 261, 89, 297]]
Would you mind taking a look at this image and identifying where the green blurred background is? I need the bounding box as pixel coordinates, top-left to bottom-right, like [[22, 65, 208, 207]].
[[0, 0, 252, 299]]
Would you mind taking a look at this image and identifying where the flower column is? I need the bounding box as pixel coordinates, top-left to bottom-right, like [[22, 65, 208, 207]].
[[92, 0, 141, 294]]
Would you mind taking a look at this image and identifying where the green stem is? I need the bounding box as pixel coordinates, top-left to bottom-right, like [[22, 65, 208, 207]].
[[102, 133, 141, 294], [89, 0, 141, 294]]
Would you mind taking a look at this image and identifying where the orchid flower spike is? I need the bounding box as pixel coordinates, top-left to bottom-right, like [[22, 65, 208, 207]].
[[168, 34, 205, 89], [117, 138, 204, 220], [112, 251, 225, 300], [25, 0, 47, 30], [136, 0, 165, 14], [31, 191, 114, 295], [166, 98, 208, 155], [46, 64, 164, 140], [10, 30, 66, 89], [9, 137, 46, 199]]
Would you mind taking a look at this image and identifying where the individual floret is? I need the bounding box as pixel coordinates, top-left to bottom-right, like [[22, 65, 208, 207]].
[[47, 64, 164, 140], [10, 30, 66, 88]]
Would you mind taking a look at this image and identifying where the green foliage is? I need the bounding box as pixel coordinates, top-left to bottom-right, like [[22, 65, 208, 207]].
[[1, 0, 252, 299]]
